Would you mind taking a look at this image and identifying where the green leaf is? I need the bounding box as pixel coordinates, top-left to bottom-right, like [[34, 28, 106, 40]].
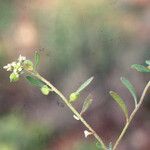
[[80, 94, 93, 115], [76, 77, 94, 94], [41, 85, 51, 95], [121, 77, 137, 106], [26, 76, 44, 87], [145, 60, 150, 66], [109, 91, 128, 121], [131, 64, 150, 72], [34, 51, 40, 69]]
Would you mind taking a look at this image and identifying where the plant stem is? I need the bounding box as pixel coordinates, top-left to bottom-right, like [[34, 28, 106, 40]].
[[35, 73, 107, 150], [113, 81, 150, 150]]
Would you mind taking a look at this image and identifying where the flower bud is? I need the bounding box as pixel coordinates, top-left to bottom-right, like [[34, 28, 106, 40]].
[[23, 60, 34, 71], [9, 73, 19, 82]]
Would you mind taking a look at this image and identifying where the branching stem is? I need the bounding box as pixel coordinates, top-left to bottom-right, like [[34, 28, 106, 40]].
[[113, 81, 150, 150], [29, 70, 149, 150], [35, 73, 107, 150]]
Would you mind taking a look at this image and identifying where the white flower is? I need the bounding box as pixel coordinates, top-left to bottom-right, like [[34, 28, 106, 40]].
[[3, 55, 26, 74], [11, 62, 17, 67], [18, 55, 26, 62], [73, 115, 79, 120], [18, 67, 22, 72], [3, 64, 12, 71], [17, 62, 21, 66], [3, 54, 29, 82], [84, 130, 92, 138], [13, 69, 17, 73]]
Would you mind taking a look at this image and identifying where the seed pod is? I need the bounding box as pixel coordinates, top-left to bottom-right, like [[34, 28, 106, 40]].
[[69, 92, 79, 102], [41, 85, 51, 95]]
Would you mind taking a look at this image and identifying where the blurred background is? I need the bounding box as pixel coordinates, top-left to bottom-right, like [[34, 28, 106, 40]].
[[0, 0, 150, 149]]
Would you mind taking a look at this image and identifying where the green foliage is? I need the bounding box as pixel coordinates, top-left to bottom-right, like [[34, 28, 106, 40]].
[[131, 64, 150, 73], [3, 52, 150, 150], [75, 141, 103, 150], [26, 76, 52, 95], [76, 77, 94, 94], [0, 114, 50, 150], [109, 91, 128, 121], [0, 1, 16, 30], [96, 141, 104, 150], [80, 94, 93, 115], [121, 77, 137, 106], [26, 76, 44, 87], [69, 77, 93, 103], [34, 51, 40, 69]]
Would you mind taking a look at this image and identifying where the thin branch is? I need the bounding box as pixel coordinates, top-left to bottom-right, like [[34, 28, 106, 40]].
[[113, 81, 150, 150], [35, 73, 107, 150]]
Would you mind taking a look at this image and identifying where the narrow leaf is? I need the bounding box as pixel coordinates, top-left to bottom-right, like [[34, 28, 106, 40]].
[[80, 94, 93, 115], [121, 77, 137, 106], [131, 64, 150, 72], [76, 77, 94, 93], [145, 60, 150, 66], [109, 91, 128, 120], [34, 51, 40, 69], [26, 76, 44, 87]]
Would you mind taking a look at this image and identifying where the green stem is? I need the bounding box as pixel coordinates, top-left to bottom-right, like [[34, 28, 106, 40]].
[[113, 81, 150, 150], [35, 73, 107, 150]]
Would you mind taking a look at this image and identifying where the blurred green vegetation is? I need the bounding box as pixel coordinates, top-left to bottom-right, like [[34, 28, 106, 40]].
[[35, 1, 128, 76], [0, 0, 16, 31], [74, 141, 98, 150], [0, 113, 50, 150]]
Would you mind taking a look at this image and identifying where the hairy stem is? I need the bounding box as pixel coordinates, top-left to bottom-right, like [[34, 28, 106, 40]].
[[35, 73, 107, 150], [113, 81, 150, 150]]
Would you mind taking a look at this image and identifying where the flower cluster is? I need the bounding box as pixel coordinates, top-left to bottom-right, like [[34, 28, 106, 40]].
[[3, 55, 27, 82]]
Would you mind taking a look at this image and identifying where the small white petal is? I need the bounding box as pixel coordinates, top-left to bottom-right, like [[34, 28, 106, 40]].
[[22, 56, 26, 60], [13, 69, 17, 73], [73, 115, 79, 120], [17, 62, 21, 66], [11, 62, 16, 67], [3, 64, 12, 71], [7, 68, 12, 71], [18, 67, 22, 72], [7, 64, 11, 67], [18, 55, 26, 62], [84, 130, 92, 138], [3, 65, 8, 69]]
